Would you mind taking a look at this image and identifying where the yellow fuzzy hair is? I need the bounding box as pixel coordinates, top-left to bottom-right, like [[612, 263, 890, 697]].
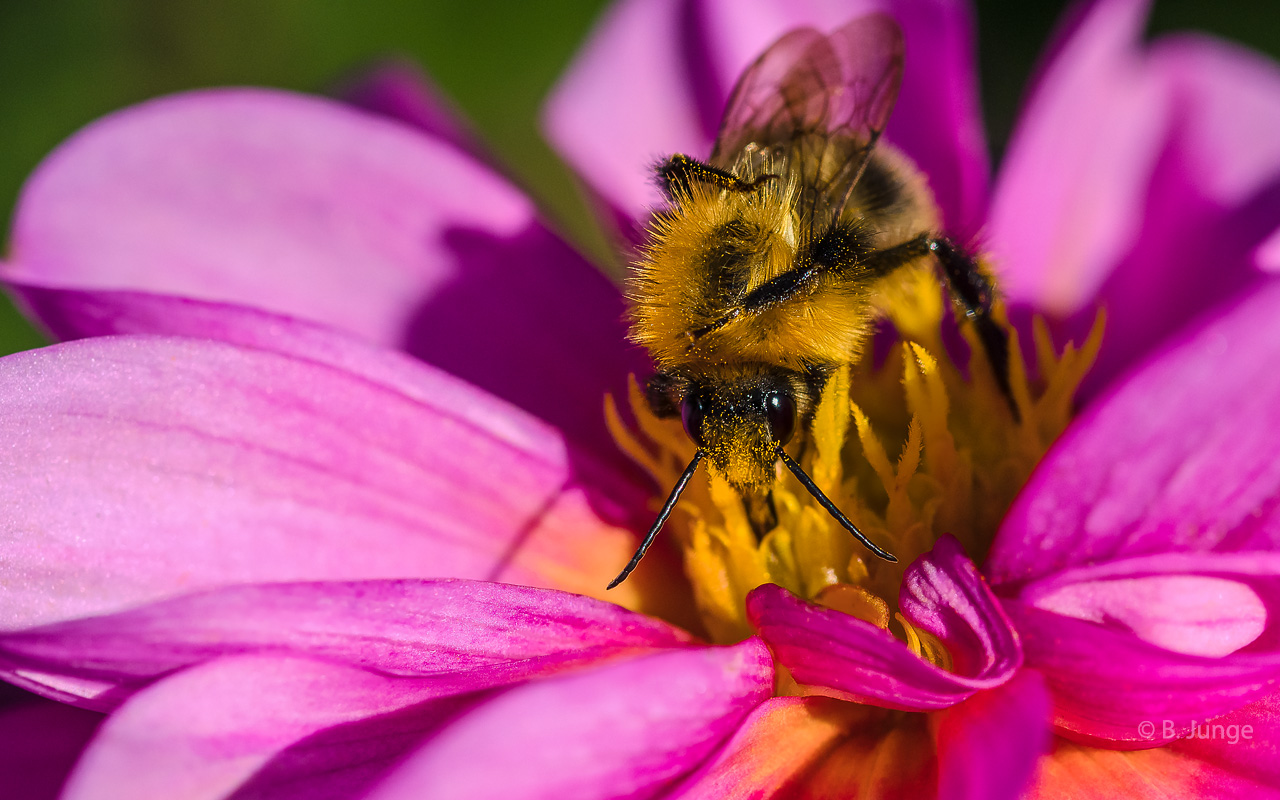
[[628, 144, 937, 374]]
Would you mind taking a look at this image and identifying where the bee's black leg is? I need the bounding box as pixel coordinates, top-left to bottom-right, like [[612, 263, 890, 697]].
[[691, 225, 877, 341], [928, 238, 1019, 421], [656, 154, 776, 200]]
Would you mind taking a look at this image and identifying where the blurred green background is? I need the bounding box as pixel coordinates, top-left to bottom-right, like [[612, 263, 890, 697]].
[[0, 0, 1275, 356]]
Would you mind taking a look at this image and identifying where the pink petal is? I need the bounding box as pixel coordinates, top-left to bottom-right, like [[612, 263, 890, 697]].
[[1052, 33, 1280, 401], [5, 281, 649, 472], [0, 689, 101, 800], [0, 336, 647, 632], [991, 0, 1280, 399], [1002, 552, 1280, 745], [899, 536, 1021, 679], [933, 669, 1052, 800], [543, 0, 989, 238], [988, 0, 1167, 316], [4, 89, 647, 459], [747, 537, 1020, 711], [1145, 36, 1280, 265], [987, 279, 1280, 586], [363, 638, 773, 800], [1024, 556, 1270, 658], [59, 655, 449, 800], [1170, 690, 1280, 787], [0, 580, 691, 709], [542, 0, 705, 226]]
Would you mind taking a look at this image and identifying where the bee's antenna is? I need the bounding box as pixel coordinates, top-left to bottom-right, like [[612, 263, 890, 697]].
[[776, 448, 897, 562], [608, 450, 706, 589]]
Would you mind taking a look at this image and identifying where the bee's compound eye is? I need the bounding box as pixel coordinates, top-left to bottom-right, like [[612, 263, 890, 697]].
[[680, 392, 709, 449], [765, 391, 797, 445]]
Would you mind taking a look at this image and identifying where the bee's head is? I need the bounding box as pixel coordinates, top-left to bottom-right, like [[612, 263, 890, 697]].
[[679, 377, 799, 490]]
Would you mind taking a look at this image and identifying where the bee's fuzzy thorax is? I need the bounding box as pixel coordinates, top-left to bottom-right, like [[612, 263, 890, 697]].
[[629, 160, 880, 373]]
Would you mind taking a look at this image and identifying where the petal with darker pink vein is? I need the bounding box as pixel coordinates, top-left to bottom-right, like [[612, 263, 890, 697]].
[[0, 336, 646, 632], [363, 639, 773, 800], [747, 537, 1021, 711], [3, 89, 647, 460], [543, 0, 988, 239], [0, 579, 692, 709], [988, 279, 1280, 587]]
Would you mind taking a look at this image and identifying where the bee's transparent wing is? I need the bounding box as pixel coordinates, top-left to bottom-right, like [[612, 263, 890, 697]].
[[710, 14, 904, 222]]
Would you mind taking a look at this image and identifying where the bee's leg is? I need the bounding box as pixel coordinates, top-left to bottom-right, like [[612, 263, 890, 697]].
[[656, 154, 776, 200], [744, 490, 778, 540], [927, 238, 1019, 421], [696, 227, 913, 338], [691, 234, 860, 342], [841, 234, 1018, 419]]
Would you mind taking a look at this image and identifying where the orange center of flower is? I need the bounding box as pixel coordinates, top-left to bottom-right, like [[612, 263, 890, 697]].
[[608, 267, 1104, 658]]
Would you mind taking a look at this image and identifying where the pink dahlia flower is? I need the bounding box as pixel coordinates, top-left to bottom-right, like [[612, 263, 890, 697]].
[[0, 0, 1277, 799]]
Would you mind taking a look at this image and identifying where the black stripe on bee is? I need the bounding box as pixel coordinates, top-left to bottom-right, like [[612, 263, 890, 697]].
[[851, 154, 910, 221], [699, 219, 761, 301], [809, 222, 874, 274]]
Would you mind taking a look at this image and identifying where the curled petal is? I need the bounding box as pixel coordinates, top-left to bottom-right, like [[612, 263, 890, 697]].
[[0, 336, 645, 632], [4, 89, 646, 460], [364, 638, 773, 800], [1003, 552, 1280, 745], [899, 536, 1022, 679], [989, 279, 1280, 586], [747, 537, 1020, 711], [542, 0, 705, 223], [0, 579, 691, 709]]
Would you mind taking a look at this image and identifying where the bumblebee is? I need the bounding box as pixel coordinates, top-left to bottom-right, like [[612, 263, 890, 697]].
[[609, 14, 1013, 588]]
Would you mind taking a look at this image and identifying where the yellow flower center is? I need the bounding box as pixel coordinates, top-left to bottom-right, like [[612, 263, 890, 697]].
[[607, 268, 1103, 659]]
